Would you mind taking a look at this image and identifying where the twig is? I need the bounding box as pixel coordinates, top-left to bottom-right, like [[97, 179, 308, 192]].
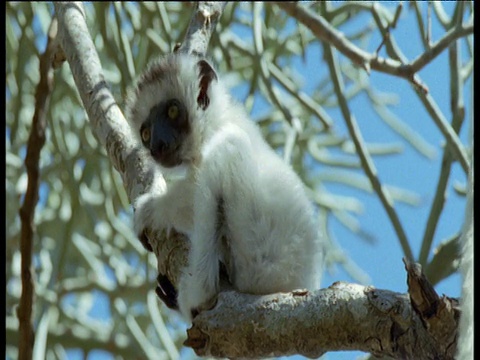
[[424, 235, 460, 285], [456, 167, 474, 360], [427, 2, 432, 47], [147, 291, 180, 359], [431, 2, 450, 29], [268, 62, 333, 130], [411, 2, 429, 50], [416, 91, 469, 174], [125, 314, 163, 359], [374, 2, 403, 56]]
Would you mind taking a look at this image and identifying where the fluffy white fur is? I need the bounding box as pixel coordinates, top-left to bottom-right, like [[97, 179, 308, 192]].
[[125, 53, 324, 320]]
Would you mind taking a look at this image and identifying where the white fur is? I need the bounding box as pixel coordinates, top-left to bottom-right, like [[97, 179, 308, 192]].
[[126, 54, 324, 320]]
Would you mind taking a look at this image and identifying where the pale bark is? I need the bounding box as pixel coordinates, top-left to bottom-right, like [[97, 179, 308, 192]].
[[184, 268, 459, 359], [53, 0, 225, 308]]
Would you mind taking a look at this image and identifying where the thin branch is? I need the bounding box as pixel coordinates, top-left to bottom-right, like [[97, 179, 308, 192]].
[[126, 314, 166, 360], [17, 17, 57, 360], [147, 291, 180, 359], [419, 39, 466, 265], [416, 90, 469, 174], [373, 2, 403, 56], [268, 62, 333, 130], [408, 20, 473, 74], [276, 2, 471, 174], [427, 2, 432, 47], [252, 2, 296, 126], [431, 2, 450, 29], [323, 42, 414, 261], [277, 2, 473, 80], [411, 2, 429, 50]]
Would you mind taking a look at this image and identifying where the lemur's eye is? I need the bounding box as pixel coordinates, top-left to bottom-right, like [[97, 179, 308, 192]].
[[141, 126, 151, 143], [167, 104, 179, 120]]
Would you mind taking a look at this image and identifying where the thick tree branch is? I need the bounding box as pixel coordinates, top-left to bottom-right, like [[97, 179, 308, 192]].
[[185, 264, 459, 359], [53, 2, 149, 203]]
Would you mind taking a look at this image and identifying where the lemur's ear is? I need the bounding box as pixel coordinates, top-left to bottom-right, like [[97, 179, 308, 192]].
[[197, 60, 218, 110]]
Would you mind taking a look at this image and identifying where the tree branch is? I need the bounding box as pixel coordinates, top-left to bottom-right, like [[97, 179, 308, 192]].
[[419, 40, 466, 265], [276, 2, 473, 79], [17, 16, 58, 360], [176, 2, 227, 56], [53, 2, 147, 202], [52, 0, 227, 304], [276, 2, 471, 175], [185, 262, 459, 359], [323, 40, 414, 261]]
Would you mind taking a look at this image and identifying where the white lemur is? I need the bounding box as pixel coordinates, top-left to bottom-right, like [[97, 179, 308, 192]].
[[125, 53, 324, 320]]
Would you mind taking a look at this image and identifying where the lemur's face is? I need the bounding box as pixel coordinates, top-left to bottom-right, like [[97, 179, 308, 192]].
[[125, 54, 217, 168]]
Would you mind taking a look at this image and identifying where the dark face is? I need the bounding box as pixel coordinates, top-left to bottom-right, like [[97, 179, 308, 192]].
[[140, 98, 190, 168], [135, 58, 218, 168]]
